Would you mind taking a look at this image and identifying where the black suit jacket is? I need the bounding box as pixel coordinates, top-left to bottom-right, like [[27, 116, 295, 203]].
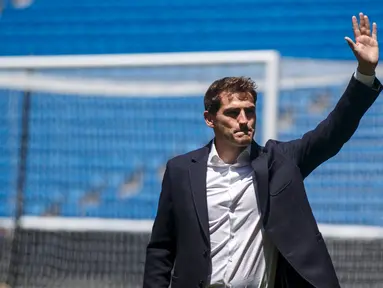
[[143, 76, 382, 288]]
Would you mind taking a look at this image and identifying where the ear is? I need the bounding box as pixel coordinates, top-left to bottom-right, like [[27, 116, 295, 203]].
[[204, 110, 215, 128]]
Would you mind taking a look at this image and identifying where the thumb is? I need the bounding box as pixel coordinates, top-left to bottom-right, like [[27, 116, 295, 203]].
[[345, 37, 357, 52]]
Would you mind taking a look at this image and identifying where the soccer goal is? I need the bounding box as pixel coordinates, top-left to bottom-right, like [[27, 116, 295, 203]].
[[0, 50, 382, 288]]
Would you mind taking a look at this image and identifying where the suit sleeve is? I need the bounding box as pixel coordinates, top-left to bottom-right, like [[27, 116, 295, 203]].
[[278, 75, 382, 179], [143, 161, 176, 288]]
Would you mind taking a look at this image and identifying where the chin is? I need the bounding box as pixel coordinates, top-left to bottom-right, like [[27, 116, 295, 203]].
[[233, 136, 253, 146]]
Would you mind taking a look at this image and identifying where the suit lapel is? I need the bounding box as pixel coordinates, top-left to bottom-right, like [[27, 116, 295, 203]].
[[189, 144, 210, 245], [250, 141, 270, 225]]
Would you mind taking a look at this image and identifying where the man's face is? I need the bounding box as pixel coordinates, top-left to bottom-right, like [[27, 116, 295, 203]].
[[206, 91, 256, 147]]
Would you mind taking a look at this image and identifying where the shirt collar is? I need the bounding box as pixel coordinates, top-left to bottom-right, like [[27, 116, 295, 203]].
[[208, 140, 251, 165]]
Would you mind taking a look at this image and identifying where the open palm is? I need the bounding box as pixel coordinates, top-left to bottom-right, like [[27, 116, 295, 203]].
[[345, 13, 379, 75]]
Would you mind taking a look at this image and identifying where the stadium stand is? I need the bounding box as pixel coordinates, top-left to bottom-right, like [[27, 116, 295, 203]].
[[0, 0, 381, 59]]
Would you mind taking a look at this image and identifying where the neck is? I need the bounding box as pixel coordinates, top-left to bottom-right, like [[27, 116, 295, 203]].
[[214, 139, 247, 164]]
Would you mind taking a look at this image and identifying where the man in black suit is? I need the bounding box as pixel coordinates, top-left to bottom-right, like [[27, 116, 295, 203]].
[[143, 13, 381, 288]]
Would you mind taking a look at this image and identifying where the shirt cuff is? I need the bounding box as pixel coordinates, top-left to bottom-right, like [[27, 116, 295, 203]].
[[354, 69, 375, 87]]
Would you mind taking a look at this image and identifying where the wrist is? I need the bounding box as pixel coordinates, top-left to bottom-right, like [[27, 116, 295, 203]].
[[357, 64, 376, 76], [354, 69, 375, 87]]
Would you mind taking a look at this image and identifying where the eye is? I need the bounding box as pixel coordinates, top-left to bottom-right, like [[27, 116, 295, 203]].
[[224, 109, 239, 117], [245, 108, 255, 115]]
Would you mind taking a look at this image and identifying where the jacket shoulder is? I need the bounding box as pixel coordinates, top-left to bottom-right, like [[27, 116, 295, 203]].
[[262, 139, 287, 154], [262, 138, 298, 159], [167, 145, 209, 168], [265, 139, 285, 147]]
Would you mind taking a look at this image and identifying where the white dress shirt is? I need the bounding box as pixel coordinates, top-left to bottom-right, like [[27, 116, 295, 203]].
[[354, 69, 375, 87], [206, 142, 277, 288], [205, 71, 375, 288]]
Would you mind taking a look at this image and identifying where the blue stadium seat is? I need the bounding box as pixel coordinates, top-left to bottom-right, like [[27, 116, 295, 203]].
[[0, 0, 381, 58]]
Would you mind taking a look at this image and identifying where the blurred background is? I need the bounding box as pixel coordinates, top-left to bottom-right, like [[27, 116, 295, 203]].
[[0, 0, 382, 287]]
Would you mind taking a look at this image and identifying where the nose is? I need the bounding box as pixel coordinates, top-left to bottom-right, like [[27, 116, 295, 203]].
[[238, 110, 248, 125]]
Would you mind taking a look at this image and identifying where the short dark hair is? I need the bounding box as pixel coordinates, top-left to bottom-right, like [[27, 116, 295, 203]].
[[204, 76, 257, 114]]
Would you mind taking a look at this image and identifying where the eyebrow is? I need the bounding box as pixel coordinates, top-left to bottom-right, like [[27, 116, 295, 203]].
[[224, 106, 255, 111]]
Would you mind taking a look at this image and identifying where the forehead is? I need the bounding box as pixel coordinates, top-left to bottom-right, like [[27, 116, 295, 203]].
[[219, 91, 255, 107]]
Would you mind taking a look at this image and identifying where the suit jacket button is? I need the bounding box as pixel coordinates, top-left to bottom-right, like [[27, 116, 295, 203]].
[[199, 280, 204, 287], [203, 250, 208, 257]]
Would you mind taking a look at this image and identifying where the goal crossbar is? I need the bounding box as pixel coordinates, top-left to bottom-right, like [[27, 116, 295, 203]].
[[0, 50, 280, 69]]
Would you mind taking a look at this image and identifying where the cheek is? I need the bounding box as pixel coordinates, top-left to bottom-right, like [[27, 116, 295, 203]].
[[215, 117, 235, 129], [222, 119, 237, 130], [249, 116, 256, 126]]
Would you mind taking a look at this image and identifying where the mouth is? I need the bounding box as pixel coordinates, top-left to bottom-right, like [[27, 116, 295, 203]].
[[235, 130, 251, 135]]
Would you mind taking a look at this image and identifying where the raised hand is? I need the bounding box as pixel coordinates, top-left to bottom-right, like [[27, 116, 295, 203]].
[[345, 12, 379, 76]]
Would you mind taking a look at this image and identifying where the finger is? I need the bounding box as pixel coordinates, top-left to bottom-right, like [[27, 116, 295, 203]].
[[352, 16, 361, 39], [364, 15, 371, 36], [345, 36, 357, 52], [359, 12, 366, 35], [372, 22, 378, 41]]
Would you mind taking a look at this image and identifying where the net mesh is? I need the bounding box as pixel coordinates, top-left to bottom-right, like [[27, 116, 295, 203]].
[[3, 230, 150, 288], [0, 59, 382, 288]]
